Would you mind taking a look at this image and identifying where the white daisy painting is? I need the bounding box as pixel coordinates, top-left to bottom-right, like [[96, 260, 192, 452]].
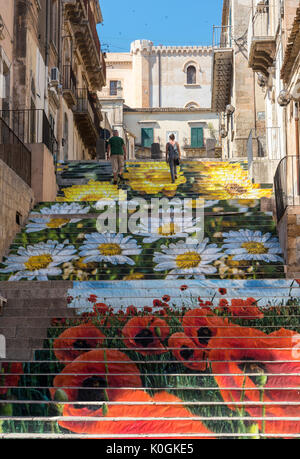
[[31, 203, 91, 216], [136, 215, 202, 244], [78, 233, 142, 266], [0, 240, 77, 281], [222, 229, 284, 263], [153, 237, 223, 279]]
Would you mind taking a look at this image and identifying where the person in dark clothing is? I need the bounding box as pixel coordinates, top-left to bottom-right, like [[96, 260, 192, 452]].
[[107, 130, 127, 185], [166, 134, 181, 183]]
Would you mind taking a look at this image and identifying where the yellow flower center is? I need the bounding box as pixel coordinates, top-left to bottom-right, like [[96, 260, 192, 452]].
[[176, 252, 201, 269], [158, 222, 180, 236], [224, 183, 247, 196], [99, 243, 122, 256], [46, 218, 70, 228], [242, 242, 268, 254], [81, 194, 102, 202], [123, 273, 145, 280], [25, 254, 53, 271]]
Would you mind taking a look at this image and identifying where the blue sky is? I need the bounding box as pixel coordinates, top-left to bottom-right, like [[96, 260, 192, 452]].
[[97, 0, 223, 52]]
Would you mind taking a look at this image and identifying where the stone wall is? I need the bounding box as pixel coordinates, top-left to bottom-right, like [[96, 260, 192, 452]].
[[277, 206, 300, 278], [0, 159, 34, 260]]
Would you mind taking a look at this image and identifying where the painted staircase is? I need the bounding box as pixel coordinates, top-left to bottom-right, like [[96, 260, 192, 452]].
[[0, 160, 299, 438]]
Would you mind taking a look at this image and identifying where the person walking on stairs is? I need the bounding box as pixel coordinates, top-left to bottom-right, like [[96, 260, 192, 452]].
[[166, 134, 181, 183], [107, 130, 127, 185]]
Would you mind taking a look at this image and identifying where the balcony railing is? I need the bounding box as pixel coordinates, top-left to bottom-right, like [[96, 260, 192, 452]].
[[83, 0, 101, 57], [0, 117, 31, 186], [98, 86, 123, 98], [212, 25, 232, 49], [250, 2, 277, 38], [62, 65, 77, 93], [74, 88, 101, 138], [248, 2, 277, 75], [274, 156, 300, 222], [0, 110, 58, 156]]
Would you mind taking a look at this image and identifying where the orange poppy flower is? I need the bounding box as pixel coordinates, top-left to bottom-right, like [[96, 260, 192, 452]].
[[162, 295, 171, 303], [50, 349, 142, 405], [182, 308, 230, 350], [126, 305, 138, 316], [122, 316, 169, 355], [59, 389, 215, 439], [0, 362, 23, 395], [53, 324, 106, 363], [209, 326, 300, 437], [168, 333, 207, 371], [230, 298, 264, 319], [94, 303, 110, 315]]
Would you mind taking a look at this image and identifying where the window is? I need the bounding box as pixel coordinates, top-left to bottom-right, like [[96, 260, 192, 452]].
[[187, 66, 196, 85], [141, 128, 154, 147], [185, 102, 199, 109], [191, 127, 204, 148], [110, 81, 118, 96]]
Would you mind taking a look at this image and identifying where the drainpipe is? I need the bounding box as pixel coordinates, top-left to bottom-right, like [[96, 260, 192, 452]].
[[295, 102, 299, 158], [56, 0, 64, 161], [295, 102, 300, 197], [44, 0, 51, 113]]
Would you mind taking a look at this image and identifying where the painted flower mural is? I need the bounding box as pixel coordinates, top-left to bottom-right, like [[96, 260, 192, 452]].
[[1, 160, 299, 439], [153, 238, 223, 279], [0, 240, 77, 281], [78, 233, 142, 266]]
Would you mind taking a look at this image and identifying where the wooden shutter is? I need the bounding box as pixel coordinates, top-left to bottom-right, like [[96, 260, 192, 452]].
[[191, 127, 204, 148], [141, 128, 154, 147]]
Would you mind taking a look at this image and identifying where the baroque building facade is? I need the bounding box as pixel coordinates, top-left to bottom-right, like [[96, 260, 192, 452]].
[[98, 40, 219, 159], [1, 0, 107, 163]]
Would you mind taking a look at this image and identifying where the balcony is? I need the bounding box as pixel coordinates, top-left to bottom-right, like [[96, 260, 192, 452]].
[[211, 26, 233, 112], [73, 88, 101, 149], [99, 86, 124, 99], [248, 2, 276, 77], [63, 0, 106, 90], [62, 65, 77, 108], [0, 109, 58, 156], [0, 117, 31, 186]]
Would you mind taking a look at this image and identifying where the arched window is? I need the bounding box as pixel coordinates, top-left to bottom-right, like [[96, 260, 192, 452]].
[[185, 102, 200, 109], [187, 65, 196, 85]]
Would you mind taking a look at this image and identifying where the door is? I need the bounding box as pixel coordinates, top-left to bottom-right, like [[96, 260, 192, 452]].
[[191, 127, 204, 148], [141, 128, 154, 147]]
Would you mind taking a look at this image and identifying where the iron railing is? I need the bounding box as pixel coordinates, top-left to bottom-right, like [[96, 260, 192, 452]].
[[0, 117, 31, 186], [74, 88, 101, 135], [0, 109, 58, 156], [274, 155, 300, 222], [212, 25, 232, 48], [62, 65, 77, 93], [83, 0, 101, 57]]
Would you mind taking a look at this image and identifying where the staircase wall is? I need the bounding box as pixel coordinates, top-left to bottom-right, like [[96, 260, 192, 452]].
[[0, 159, 34, 260], [278, 205, 300, 277], [29, 144, 57, 203]]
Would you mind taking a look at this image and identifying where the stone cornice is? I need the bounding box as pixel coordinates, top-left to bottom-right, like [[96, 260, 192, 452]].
[[124, 107, 214, 114], [281, 7, 300, 83]]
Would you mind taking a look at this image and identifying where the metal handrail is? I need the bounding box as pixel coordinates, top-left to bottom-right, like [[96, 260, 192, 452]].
[[0, 117, 31, 186], [274, 155, 300, 222], [0, 109, 58, 156]]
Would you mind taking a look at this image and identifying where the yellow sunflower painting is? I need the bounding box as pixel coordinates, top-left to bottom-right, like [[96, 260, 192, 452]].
[[189, 162, 272, 199], [124, 162, 186, 196], [57, 180, 127, 202]]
